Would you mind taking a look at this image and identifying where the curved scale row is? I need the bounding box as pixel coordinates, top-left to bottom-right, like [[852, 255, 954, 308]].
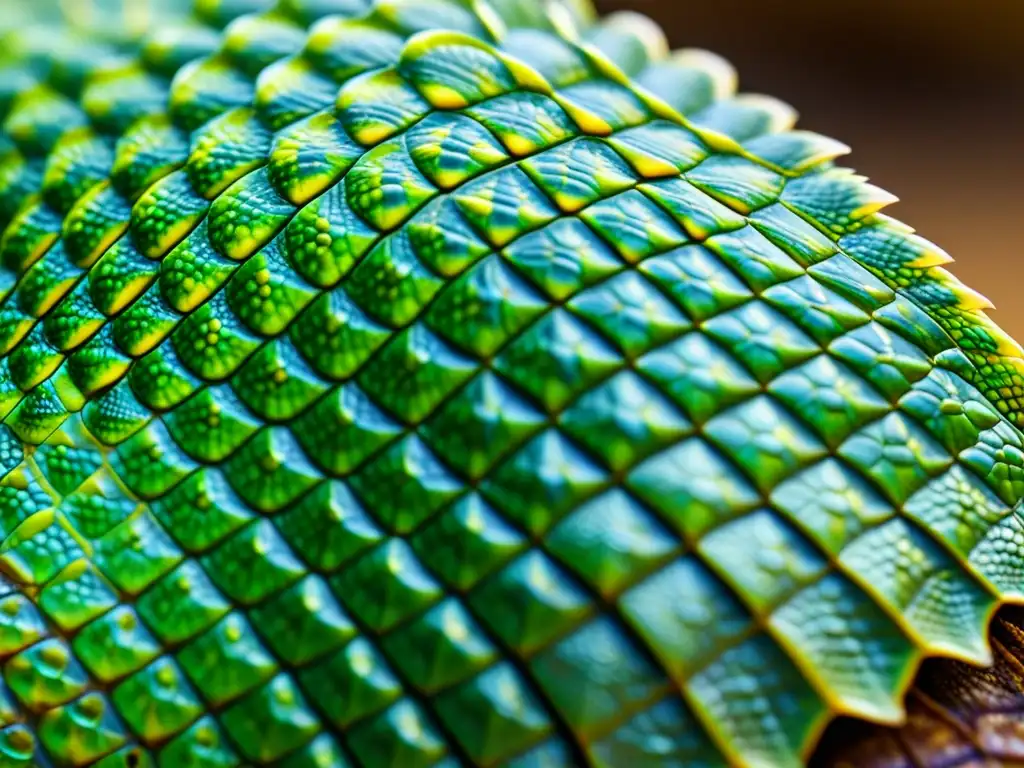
[[0, 2, 1016, 768]]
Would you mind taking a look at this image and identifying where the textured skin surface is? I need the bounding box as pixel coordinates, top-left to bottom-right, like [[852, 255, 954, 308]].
[[815, 608, 1024, 768], [0, 0, 1022, 766]]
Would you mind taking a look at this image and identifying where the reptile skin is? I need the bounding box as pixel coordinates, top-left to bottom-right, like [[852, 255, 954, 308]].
[[0, 0, 1021, 766]]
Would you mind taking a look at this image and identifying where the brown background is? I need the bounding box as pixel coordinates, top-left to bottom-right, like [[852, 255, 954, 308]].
[[600, 0, 1024, 337]]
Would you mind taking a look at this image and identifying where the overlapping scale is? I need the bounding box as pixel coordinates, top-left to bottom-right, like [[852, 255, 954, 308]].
[[0, 1, 1017, 767]]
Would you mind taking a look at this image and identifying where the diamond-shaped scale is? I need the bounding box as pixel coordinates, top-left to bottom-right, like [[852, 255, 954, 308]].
[[1, 4, 1024, 767]]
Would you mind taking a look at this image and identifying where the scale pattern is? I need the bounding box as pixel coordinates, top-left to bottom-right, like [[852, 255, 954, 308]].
[[813, 607, 1024, 767], [0, 0, 1021, 766]]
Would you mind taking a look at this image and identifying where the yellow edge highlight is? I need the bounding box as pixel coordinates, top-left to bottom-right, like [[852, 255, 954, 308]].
[[7, 6, 1024, 765], [400, 25, 1024, 765]]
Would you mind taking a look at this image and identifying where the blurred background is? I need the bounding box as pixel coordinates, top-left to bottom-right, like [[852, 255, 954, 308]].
[[602, 0, 1024, 337]]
